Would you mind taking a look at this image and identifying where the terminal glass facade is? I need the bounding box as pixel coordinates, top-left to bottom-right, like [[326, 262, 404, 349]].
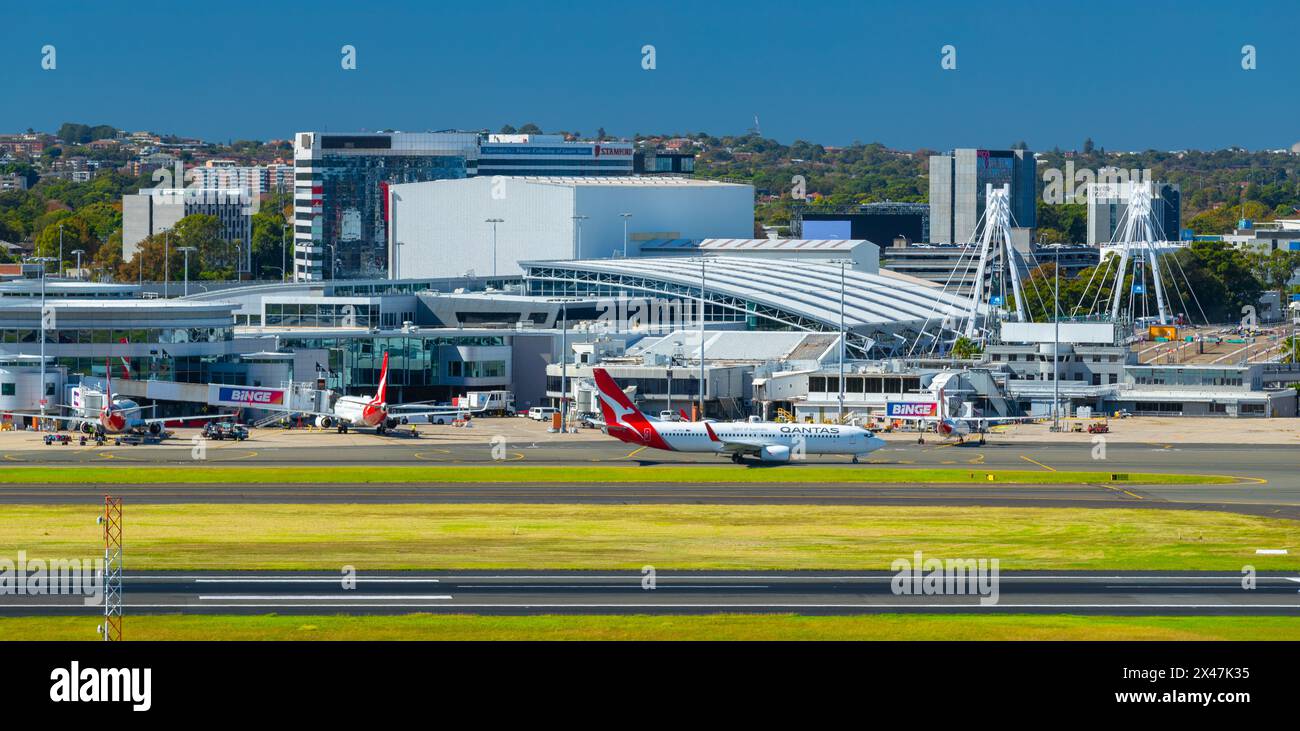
[[296, 153, 470, 280], [277, 334, 507, 402]]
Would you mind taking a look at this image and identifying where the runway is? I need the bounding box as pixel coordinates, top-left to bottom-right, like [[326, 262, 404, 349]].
[[3, 570, 1298, 616]]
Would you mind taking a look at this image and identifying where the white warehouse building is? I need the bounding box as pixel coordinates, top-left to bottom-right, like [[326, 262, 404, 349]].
[[386, 176, 754, 279]]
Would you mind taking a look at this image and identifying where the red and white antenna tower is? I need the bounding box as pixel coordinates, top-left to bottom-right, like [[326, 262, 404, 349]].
[[99, 495, 123, 641]]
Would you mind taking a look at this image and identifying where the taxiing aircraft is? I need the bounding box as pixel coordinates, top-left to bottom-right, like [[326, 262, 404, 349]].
[[592, 368, 886, 463]]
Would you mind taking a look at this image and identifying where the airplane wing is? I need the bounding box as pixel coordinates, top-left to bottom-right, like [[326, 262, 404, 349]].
[[137, 413, 231, 425], [1, 412, 95, 426], [703, 422, 768, 455]]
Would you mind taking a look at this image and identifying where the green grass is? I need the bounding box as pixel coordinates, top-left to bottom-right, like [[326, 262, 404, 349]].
[[3, 503, 1295, 570], [3, 614, 1298, 641], [0, 465, 1232, 485]]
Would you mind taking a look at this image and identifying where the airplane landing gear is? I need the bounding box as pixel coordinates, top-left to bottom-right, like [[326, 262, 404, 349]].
[[376, 425, 386, 436], [852, 455, 859, 464], [730, 453, 743, 464], [337, 424, 349, 434]]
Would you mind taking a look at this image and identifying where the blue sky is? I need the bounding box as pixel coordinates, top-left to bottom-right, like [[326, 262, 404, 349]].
[[2, 0, 1295, 151]]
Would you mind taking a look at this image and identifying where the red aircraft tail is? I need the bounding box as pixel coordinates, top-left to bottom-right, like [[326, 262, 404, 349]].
[[371, 351, 390, 406], [592, 368, 668, 448], [104, 357, 113, 403]]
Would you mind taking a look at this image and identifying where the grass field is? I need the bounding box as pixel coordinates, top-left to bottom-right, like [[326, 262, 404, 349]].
[[0, 464, 1232, 485], [3, 503, 1294, 570], [3, 613, 1297, 641]]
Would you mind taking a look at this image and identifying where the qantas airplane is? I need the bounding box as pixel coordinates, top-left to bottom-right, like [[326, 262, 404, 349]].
[[305, 351, 471, 434], [4, 359, 227, 437], [592, 368, 886, 463], [887, 386, 1036, 444]]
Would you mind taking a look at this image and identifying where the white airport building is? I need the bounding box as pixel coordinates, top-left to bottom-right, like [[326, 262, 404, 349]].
[[386, 176, 754, 279]]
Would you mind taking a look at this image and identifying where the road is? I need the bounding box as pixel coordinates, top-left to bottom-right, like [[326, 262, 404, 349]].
[[3, 570, 1298, 617]]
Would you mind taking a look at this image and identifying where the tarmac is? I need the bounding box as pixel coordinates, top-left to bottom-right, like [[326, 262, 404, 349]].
[[3, 570, 1298, 617], [3, 417, 1299, 515]]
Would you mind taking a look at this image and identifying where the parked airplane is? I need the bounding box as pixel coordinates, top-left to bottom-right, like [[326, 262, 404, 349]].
[[592, 368, 886, 463], [887, 386, 1036, 444], [3, 359, 227, 437], [305, 351, 475, 434]]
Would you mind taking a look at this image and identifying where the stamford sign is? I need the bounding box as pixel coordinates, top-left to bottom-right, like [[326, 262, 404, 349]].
[[209, 385, 285, 408], [887, 402, 937, 418]]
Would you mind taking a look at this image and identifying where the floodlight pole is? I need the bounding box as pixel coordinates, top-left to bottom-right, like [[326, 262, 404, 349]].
[[178, 247, 197, 297], [485, 218, 504, 277], [572, 215, 588, 259], [1053, 247, 1060, 431], [560, 302, 568, 433], [837, 259, 848, 422], [620, 213, 632, 257], [698, 257, 706, 421]]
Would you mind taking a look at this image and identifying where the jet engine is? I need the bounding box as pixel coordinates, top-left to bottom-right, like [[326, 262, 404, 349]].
[[147, 422, 162, 436], [316, 415, 334, 429], [385, 417, 399, 429], [80, 422, 96, 435], [759, 445, 792, 463]]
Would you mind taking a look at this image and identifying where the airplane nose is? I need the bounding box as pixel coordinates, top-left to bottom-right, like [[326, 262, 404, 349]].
[[867, 437, 887, 451]]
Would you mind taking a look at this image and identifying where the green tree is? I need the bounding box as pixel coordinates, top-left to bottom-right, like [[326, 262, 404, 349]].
[[1250, 249, 1300, 310], [33, 213, 98, 271], [950, 336, 983, 359]]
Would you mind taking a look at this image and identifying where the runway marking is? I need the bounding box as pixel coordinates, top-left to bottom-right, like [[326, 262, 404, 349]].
[[2, 454, 22, 462], [1097, 484, 1145, 500], [967, 454, 986, 465], [456, 584, 769, 589], [34, 602, 1297, 610], [623, 447, 647, 460], [200, 595, 453, 601], [194, 578, 440, 584], [212, 450, 259, 462], [1019, 455, 1057, 472]]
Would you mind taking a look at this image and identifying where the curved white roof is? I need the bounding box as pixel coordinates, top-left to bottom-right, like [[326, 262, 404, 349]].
[[525, 256, 975, 331]]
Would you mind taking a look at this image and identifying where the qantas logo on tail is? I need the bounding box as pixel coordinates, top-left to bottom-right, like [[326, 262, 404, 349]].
[[592, 368, 670, 450], [371, 351, 390, 407]]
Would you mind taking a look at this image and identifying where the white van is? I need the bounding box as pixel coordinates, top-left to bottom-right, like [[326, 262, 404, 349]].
[[528, 406, 558, 421]]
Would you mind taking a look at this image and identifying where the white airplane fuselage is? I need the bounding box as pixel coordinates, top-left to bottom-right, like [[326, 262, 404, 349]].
[[331, 395, 388, 428], [656, 422, 881, 456]]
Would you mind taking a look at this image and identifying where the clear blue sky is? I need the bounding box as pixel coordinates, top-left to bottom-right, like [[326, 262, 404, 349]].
[[2, 0, 1294, 151]]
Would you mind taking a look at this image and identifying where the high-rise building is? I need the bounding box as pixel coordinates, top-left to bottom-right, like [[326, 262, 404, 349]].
[[122, 188, 253, 267], [476, 134, 633, 176], [192, 161, 294, 198], [1087, 180, 1181, 244], [929, 149, 1037, 244], [293, 132, 479, 280]]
